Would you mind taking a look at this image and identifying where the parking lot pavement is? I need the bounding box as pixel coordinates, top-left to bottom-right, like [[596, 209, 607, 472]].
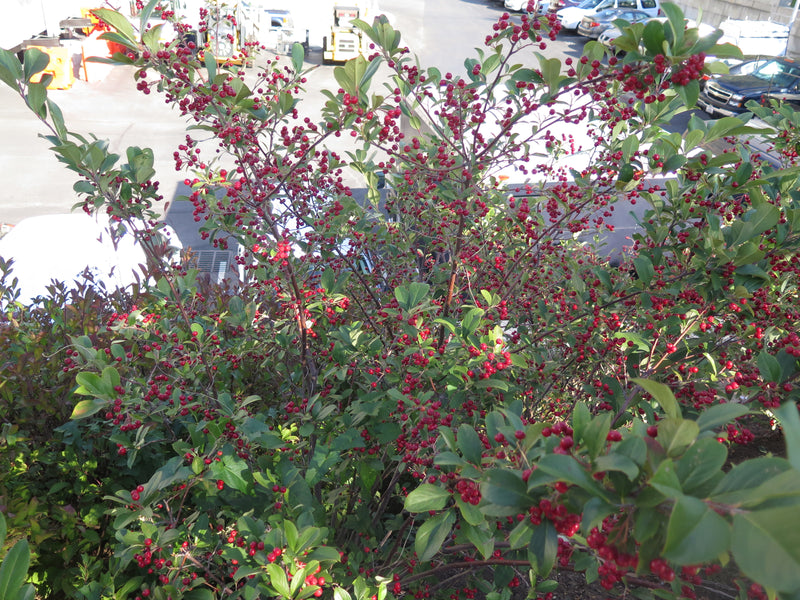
[[0, 46, 377, 268], [0, 64, 190, 226]]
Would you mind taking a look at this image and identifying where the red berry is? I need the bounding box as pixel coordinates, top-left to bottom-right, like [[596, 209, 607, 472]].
[[647, 425, 658, 438]]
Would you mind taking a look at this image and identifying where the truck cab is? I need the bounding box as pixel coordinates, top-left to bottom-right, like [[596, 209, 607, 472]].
[[322, 5, 363, 65]]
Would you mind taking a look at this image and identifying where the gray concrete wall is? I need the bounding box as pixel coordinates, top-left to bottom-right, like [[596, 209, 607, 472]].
[[670, 0, 800, 57]]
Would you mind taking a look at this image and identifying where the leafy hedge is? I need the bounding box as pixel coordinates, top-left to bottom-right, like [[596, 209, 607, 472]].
[[1, 2, 800, 599]]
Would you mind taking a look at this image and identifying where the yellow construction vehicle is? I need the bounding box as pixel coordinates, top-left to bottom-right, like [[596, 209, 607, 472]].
[[322, 5, 363, 65]]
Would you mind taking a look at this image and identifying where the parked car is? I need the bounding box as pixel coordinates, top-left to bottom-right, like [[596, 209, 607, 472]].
[[537, 0, 584, 13], [598, 17, 717, 51], [557, 0, 659, 31], [697, 57, 800, 117], [577, 8, 650, 39], [504, 0, 576, 12], [504, 0, 535, 11]]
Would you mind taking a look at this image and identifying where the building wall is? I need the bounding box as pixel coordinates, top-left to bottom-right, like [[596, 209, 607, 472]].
[[670, 0, 800, 56]]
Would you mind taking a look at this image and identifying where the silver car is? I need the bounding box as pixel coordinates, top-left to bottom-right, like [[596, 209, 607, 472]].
[[577, 8, 650, 39]]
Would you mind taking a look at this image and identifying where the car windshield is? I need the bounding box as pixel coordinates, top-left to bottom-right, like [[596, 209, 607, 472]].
[[594, 9, 619, 17], [752, 60, 800, 88], [577, 0, 606, 9], [595, 8, 636, 19]]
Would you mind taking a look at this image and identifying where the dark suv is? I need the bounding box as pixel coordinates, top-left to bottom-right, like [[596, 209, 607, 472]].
[[698, 57, 800, 117]]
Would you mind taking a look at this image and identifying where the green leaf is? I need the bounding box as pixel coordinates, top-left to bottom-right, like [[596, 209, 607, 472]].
[[210, 455, 253, 494], [572, 402, 590, 444], [583, 413, 613, 460], [184, 590, 215, 600], [415, 509, 456, 562], [774, 403, 800, 472], [482, 469, 529, 508], [649, 458, 682, 498], [455, 496, 484, 526], [19, 584, 34, 600], [581, 496, 616, 533], [0, 539, 30, 600], [101, 365, 121, 390], [733, 506, 800, 593], [675, 437, 727, 494], [23, 48, 50, 81], [266, 563, 291, 597], [711, 457, 792, 505], [359, 56, 382, 92], [47, 99, 67, 139], [334, 587, 352, 600], [663, 496, 730, 565], [0, 513, 5, 548], [634, 507, 662, 543], [141, 24, 165, 54], [632, 378, 680, 419], [204, 50, 216, 83], [404, 484, 451, 513], [75, 371, 107, 397], [460, 307, 485, 336], [676, 79, 700, 108], [746, 203, 781, 238], [706, 116, 756, 143], [616, 434, 647, 466], [334, 55, 369, 97], [696, 402, 749, 432], [594, 453, 639, 480], [758, 350, 783, 383], [394, 282, 430, 311], [530, 520, 558, 577], [537, 56, 562, 95], [333, 587, 352, 600], [91, 8, 139, 45], [138, 0, 160, 33], [642, 18, 667, 55], [463, 522, 495, 559], [457, 424, 484, 466], [508, 519, 534, 550], [292, 42, 305, 73], [657, 418, 700, 458], [536, 454, 609, 499], [0, 48, 23, 88], [70, 399, 108, 419], [621, 134, 639, 162]]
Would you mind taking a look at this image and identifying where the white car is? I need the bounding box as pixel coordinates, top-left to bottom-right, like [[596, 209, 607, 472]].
[[557, 0, 660, 31], [504, 0, 539, 11], [598, 18, 718, 50]]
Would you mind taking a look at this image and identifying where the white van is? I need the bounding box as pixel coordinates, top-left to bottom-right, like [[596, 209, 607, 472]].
[[557, 0, 660, 30]]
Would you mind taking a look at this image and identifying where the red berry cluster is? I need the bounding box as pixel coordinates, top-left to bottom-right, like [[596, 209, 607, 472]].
[[671, 53, 706, 86], [130, 484, 144, 502], [585, 520, 640, 590], [541, 420, 575, 453], [649, 557, 676, 582], [455, 479, 481, 505], [528, 498, 580, 537]]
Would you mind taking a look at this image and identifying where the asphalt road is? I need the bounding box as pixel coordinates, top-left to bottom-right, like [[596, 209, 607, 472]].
[[0, 0, 590, 224], [0, 0, 712, 260]]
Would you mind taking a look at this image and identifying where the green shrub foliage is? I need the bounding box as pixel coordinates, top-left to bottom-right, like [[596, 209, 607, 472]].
[[2, 2, 800, 599]]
